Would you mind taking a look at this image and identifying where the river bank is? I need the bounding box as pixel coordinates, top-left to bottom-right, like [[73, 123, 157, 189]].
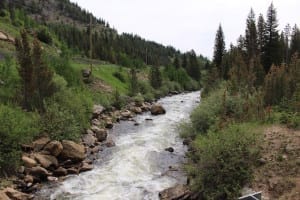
[[1, 91, 200, 200]]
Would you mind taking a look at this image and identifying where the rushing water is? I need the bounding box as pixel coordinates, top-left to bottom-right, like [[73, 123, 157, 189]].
[[37, 91, 200, 200]]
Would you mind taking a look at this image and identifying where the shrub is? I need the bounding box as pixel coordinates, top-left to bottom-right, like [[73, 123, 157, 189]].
[[41, 102, 80, 141], [113, 71, 126, 83], [0, 104, 40, 175], [41, 88, 92, 141], [50, 55, 81, 87], [112, 89, 126, 109], [187, 123, 261, 199], [190, 88, 223, 134], [37, 27, 52, 44]]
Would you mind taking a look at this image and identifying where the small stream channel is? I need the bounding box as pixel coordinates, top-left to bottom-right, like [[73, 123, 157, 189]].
[[36, 91, 200, 200]]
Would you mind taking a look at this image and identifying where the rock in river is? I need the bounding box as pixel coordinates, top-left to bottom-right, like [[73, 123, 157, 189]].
[[150, 104, 166, 115]]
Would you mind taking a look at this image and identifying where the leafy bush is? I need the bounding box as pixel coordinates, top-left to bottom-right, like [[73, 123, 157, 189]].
[[113, 71, 126, 83], [0, 104, 40, 175], [49, 55, 81, 87], [187, 123, 261, 199], [41, 102, 80, 141], [190, 88, 223, 134], [37, 27, 52, 44], [112, 89, 127, 109], [41, 88, 92, 141]]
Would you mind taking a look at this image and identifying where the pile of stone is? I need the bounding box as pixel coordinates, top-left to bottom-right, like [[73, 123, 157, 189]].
[[17, 137, 92, 193], [1, 100, 166, 198]]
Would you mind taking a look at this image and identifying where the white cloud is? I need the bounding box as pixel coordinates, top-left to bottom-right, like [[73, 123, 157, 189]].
[[70, 0, 300, 58]]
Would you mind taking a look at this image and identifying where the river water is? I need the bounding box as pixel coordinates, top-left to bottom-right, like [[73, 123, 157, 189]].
[[37, 91, 200, 200]]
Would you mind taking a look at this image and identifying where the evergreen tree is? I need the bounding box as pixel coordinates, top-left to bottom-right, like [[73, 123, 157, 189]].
[[262, 3, 281, 73], [187, 50, 200, 81], [257, 14, 266, 54], [15, 30, 54, 111], [213, 24, 226, 75], [245, 9, 258, 61], [279, 31, 286, 63], [129, 68, 138, 96], [182, 53, 188, 69], [32, 38, 55, 110], [173, 55, 181, 69], [15, 30, 34, 110], [283, 24, 291, 63], [290, 24, 300, 57], [149, 66, 162, 89]]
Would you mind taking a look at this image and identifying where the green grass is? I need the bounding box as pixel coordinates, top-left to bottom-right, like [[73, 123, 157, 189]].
[[71, 62, 130, 94]]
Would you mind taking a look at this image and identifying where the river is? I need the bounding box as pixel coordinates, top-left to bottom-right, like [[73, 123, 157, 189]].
[[36, 91, 200, 200]]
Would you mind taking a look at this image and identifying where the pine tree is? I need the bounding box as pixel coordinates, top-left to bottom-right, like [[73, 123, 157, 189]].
[[290, 24, 300, 57], [173, 55, 181, 69], [182, 53, 188, 69], [15, 30, 34, 110], [262, 3, 281, 73], [245, 9, 258, 62], [187, 50, 200, 81], [213, 24, 226, 75], [32, 38, 55, 110], [15, 30, 54, 111], [129, 67, 138, 95], [149, 66, 162, 89], [257, 14, 266, 54]]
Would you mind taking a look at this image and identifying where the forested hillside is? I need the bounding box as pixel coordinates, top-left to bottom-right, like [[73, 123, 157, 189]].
[[0, 0, 205, 67], [0, 0, 206, 179]]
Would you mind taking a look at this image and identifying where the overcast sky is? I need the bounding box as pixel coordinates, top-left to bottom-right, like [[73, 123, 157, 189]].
[[69, 0, 299, 59]]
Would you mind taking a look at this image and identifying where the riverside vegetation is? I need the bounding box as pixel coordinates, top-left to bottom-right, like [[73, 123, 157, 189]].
[[180, 3, 300, 200], [0, 0, 205, 189]]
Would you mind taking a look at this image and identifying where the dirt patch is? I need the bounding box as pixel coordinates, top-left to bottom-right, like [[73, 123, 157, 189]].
[[91, 78, 113, 93], [251, 125, 300, 200]]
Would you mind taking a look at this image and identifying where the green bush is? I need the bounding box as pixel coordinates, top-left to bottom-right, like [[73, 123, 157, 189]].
[[187, 123, 261, 199], [41, 88, 92, 141], [190, 88, 223, 134], [37, 27, 52, 44], [0, 104, 40, 175], [49, 55, 81, 87], [112, 89, 127, 109], [113, 71, 126, 83]]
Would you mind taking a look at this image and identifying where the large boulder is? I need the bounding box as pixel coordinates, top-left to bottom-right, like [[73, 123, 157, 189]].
[[159, 185, 190, 200], [105, 118, 114, 129], [32, 137, 50, 151], [53, 167, 68, 177], [34, 153, 58, 169], [60, 140, 86, 162], [79, 162, 93, 172], [3, 187, 33, 200], [92, 105, 104, 118], [120, 110, 133, 119], [150, 104, 166, 115], [104, 138, 116, 148], [22, 156, 37, 168], [82, 133, 97, 147], [131, 106, 143, 114], [29, 166, 51, 178], [91, 126, 108, 142], [43, 141, 63, 157], [0, 191, 10, 200]]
